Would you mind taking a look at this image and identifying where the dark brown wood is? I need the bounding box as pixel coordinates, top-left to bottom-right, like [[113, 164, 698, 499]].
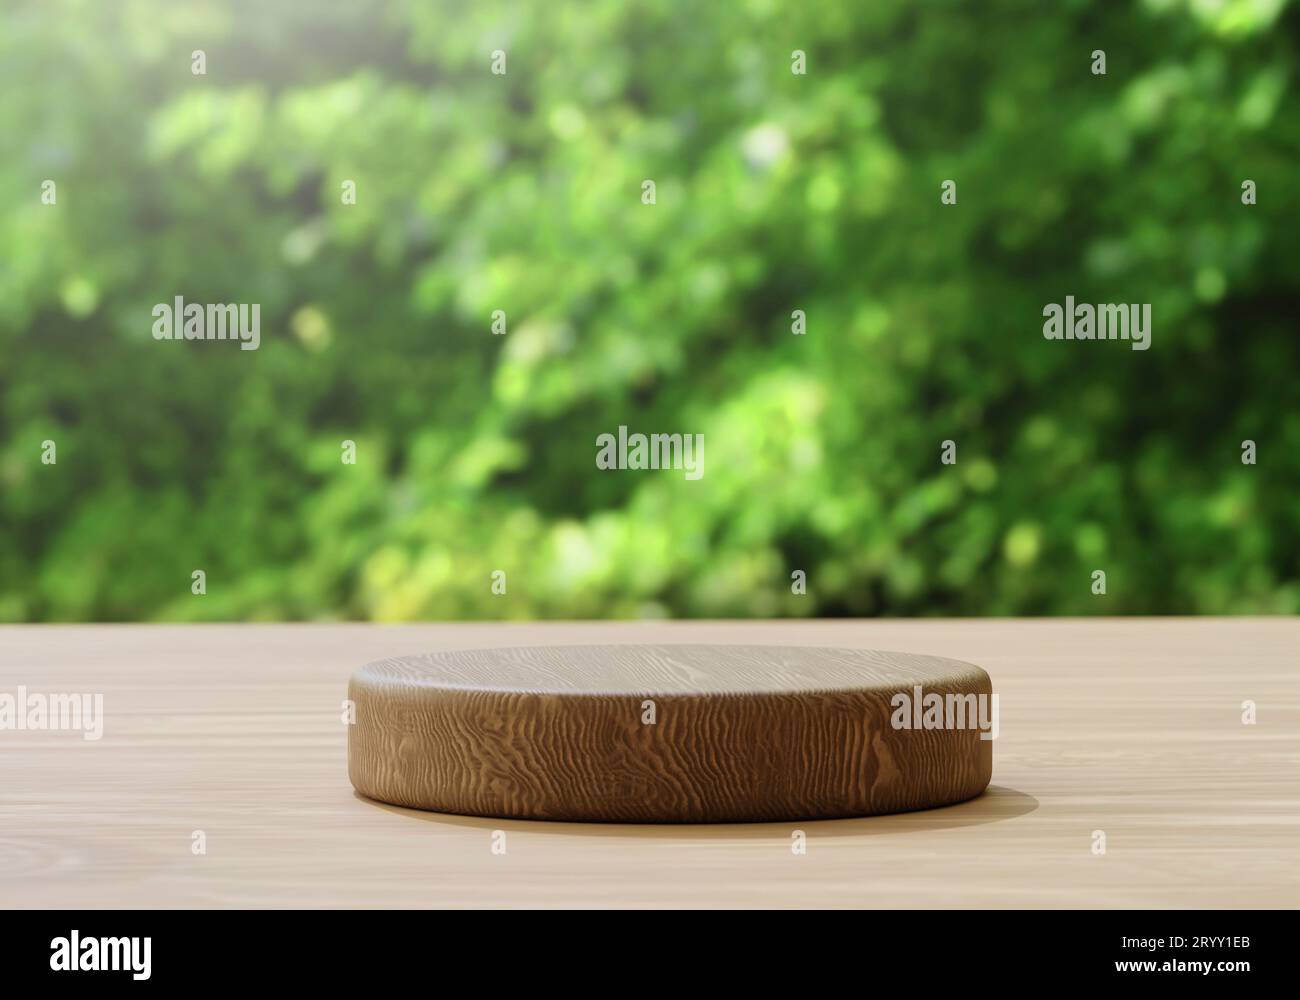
[[348, 644, 993, 822]]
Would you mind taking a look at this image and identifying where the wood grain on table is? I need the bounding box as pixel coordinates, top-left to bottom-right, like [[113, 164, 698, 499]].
[[1, 619, 1296, 908]]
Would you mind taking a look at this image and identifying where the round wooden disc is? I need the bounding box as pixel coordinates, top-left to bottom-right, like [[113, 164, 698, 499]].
[[348, 645, 993, 823]]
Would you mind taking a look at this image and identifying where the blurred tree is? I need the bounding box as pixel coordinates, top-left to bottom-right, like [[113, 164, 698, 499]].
[[0, 0, 1296, 621]]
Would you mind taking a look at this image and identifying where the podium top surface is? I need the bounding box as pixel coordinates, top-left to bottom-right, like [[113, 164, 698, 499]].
[[353, 644, 987, 696]]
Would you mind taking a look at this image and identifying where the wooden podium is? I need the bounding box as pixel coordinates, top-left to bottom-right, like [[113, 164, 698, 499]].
[[348, 644, 993, 822]]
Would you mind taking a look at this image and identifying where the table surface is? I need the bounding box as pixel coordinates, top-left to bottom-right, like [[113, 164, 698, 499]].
[[1, 618, 1296, 908]]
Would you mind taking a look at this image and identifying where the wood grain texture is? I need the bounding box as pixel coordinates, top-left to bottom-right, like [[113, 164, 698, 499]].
[[347, 645, 993, 822], [0, 619, 1296, 908]]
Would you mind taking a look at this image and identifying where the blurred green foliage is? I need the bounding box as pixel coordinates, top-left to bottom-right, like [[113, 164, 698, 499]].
[[1, 0, 1298, 621]]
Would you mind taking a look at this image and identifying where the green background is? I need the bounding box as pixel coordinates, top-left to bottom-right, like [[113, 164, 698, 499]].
[[2, 0, 1297, 622]]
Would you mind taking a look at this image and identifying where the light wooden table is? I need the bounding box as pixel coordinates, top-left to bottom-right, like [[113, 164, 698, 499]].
[[1, 619, 1295, 908]]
